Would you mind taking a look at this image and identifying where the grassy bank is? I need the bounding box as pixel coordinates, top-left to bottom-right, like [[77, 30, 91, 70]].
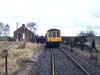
[[0, 41, 41, 75]]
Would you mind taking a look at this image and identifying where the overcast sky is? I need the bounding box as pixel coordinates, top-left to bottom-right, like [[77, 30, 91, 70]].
[[0, 0, 100, 36]]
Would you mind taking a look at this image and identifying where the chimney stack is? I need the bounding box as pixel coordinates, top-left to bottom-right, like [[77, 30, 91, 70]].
[[22, 24, 25, 27]]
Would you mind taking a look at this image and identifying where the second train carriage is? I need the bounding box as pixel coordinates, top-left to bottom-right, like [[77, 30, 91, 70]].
[[45, 29, 62, 48]]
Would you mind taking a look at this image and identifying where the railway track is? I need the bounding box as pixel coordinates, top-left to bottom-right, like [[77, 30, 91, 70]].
[[31, 47, 91, 75], [59, 48, 90, 75], [50, 48, 90, 75]]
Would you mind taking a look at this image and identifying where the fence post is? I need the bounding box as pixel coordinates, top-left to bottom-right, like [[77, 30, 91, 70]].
[[2, 49, 8, 75]]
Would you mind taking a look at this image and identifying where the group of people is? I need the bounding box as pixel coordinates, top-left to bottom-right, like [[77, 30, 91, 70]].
[[70, 38, 99, 53]]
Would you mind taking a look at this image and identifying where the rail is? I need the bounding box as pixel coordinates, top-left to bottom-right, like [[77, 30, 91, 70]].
[[59, 48, 90, 75], [50, 48, 55, 75]]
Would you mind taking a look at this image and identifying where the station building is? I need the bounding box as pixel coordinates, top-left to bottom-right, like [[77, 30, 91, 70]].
[[14, 24, 33, 42]]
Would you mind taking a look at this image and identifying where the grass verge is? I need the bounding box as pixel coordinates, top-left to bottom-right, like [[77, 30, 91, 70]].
[[0, 41, 41, 75]]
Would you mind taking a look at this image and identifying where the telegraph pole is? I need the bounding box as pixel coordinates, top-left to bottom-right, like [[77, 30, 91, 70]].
[[16, 22, 18, 29], [16, 22, 18, 42]]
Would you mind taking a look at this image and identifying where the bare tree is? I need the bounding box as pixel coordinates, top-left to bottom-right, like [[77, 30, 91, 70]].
[[79, 30, 95, 37], [86, 31, 95, 37], [3, 24, 10, 36], [26, 22, 37, 34], [0, 23, 4, 36], [0, 23, 10, 36]]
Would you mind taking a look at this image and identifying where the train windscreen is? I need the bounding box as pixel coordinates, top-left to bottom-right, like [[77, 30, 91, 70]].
[[53, 32, 56, 37], [57, 32, 60, 37], [49, 32, 52, 37]]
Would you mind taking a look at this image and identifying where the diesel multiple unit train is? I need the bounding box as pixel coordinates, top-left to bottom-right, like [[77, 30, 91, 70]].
[[45, 28, 62, 48]]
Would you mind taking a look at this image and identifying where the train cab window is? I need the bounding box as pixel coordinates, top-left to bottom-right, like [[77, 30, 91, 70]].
[[57, 32, 60, 37], [49, 32, 52, 37], [53, 32, 56, 37]]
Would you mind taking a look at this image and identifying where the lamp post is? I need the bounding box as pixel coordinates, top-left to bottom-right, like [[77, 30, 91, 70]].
[[2, 49, 8, 75]]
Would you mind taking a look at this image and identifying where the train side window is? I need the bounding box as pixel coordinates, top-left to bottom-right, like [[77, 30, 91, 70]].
[[53, 32, 56, 37], [57, 32, 60, 37], [49, 32, 52, 37]]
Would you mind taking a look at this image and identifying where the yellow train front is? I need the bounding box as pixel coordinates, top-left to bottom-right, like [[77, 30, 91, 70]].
[[45, 29, 62, 48]]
